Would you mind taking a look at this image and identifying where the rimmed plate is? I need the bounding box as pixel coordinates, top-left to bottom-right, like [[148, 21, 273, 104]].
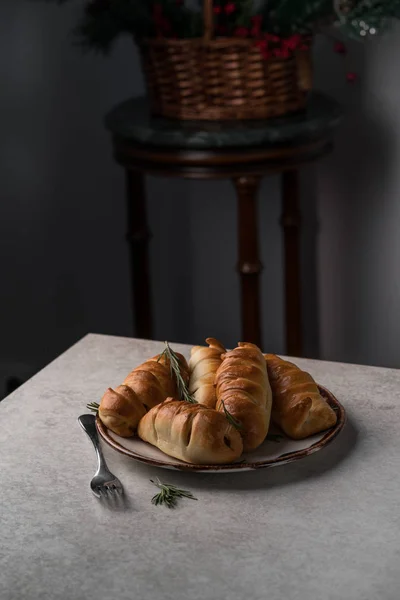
[[96, 385, 346, 473]]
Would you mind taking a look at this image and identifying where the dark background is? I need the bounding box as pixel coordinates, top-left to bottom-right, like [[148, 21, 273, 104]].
[[1, 0, 399, 396]]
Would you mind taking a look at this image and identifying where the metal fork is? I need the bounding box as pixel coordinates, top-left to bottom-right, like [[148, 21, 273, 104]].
[[78, 414, 124, 498]]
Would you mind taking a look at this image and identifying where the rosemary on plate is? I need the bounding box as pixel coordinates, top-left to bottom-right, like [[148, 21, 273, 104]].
[[266, 433, 284, 443], [150, 478, 197, 509], [87, 401, 100, 415], [220, 399, 243, 431], [159, 341, 242, 431], [158, 341, 197, 404]]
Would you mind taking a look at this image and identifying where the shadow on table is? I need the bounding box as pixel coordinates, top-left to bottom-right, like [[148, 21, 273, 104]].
[[92, 491, 136, 513], [126, 415, 359, 494]]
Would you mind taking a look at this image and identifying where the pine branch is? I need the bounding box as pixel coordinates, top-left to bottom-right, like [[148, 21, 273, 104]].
[[31, 1, 400, 55], [338, 0, 400, 38]]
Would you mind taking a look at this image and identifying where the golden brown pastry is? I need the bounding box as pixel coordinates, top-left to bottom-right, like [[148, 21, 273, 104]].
[[99, 385, 146, 438], [215, 342, 272, 452], [138, 398, 243, 464], [99, 352, 189, 438], [188, 338, 226, 408], [265, 354, 337, 439]]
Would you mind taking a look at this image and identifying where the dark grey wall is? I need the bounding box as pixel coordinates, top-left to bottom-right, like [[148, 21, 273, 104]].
[[0, 0, 288, 385], [315, 30, 400, 368]]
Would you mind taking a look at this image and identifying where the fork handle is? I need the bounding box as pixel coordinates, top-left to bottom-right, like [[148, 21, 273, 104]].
[[78, 414, 108, 473]]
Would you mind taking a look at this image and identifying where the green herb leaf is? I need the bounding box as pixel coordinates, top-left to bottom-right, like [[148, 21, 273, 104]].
[[150, 478, 197, 509], [220, 399, 243, 432], [159, 342, 242, 432], [266, 433, 284, 443], [87, 401, 100, 415], [159, 341, 197, 404]]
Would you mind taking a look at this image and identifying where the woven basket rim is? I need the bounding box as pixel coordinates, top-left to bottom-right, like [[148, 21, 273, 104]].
[[142, 37, 312, 49], [143, 37, 257, 47], [141, 38, 313, 53]]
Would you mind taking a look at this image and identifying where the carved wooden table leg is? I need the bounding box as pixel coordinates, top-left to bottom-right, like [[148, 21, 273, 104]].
[[234, 176, 263, 347], [125, 170, 153, 339], [281, 169, 302, 356]]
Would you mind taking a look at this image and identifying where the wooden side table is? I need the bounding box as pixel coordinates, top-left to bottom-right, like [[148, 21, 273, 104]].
[[105, 93, 341, 355]]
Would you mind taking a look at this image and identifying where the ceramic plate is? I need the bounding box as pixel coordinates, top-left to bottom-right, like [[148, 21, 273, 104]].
[[96, 385, 346, 473]]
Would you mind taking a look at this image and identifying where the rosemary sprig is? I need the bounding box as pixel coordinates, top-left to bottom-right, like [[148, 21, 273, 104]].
[[220, 399, 243, 431], [150, 478, 197, 509], [87, 401, 100, 415], [158, 341, 197, 403], [158, 341, 242, 431], [266, 433, 284, 443]]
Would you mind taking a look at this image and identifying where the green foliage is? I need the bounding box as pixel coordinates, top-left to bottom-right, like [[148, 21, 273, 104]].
[[33, 0, 400, 52], [264, 0, 334, 35], [338, 0, 400, 38]]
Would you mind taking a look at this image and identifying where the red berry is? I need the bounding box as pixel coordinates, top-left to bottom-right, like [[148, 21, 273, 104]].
[[334, 41, 347, 55], [251, 15, 263, 26], [234, 27, 249, 38], [346, 72, 357, 83], [255, 40, 267, 49], [225, 3, 236, 15], [285, 34, 302, 50]]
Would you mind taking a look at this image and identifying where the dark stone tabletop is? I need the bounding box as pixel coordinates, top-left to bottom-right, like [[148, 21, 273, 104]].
[[104, 92, 342, 150]]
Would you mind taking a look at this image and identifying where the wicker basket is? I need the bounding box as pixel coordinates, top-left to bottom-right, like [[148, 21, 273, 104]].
[[140, 0, 312, 121]]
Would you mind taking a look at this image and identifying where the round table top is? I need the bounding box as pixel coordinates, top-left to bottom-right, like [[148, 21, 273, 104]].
[[104, 93, 342, 150]]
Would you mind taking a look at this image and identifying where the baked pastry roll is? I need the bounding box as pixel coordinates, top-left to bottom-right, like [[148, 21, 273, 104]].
[[215, 342, 272, 452], [265, 354, 337, 439], [99, 352, 189, 438], [138, 398, 243, 464], [188, 337, 226, 408]]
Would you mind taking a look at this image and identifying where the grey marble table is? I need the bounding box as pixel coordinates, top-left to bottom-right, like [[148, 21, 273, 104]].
[[105, 93, 341, 150], [1, 334, 399, 600]]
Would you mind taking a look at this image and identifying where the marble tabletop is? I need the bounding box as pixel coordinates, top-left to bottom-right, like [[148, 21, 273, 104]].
[[104, 93, 342, 149], [1, 334, 399, 600]]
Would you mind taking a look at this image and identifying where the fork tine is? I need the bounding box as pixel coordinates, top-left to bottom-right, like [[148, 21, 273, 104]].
[[90, 478, 124, 500], [91, 485, 101, 498], [105, 487, 118, 503]]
